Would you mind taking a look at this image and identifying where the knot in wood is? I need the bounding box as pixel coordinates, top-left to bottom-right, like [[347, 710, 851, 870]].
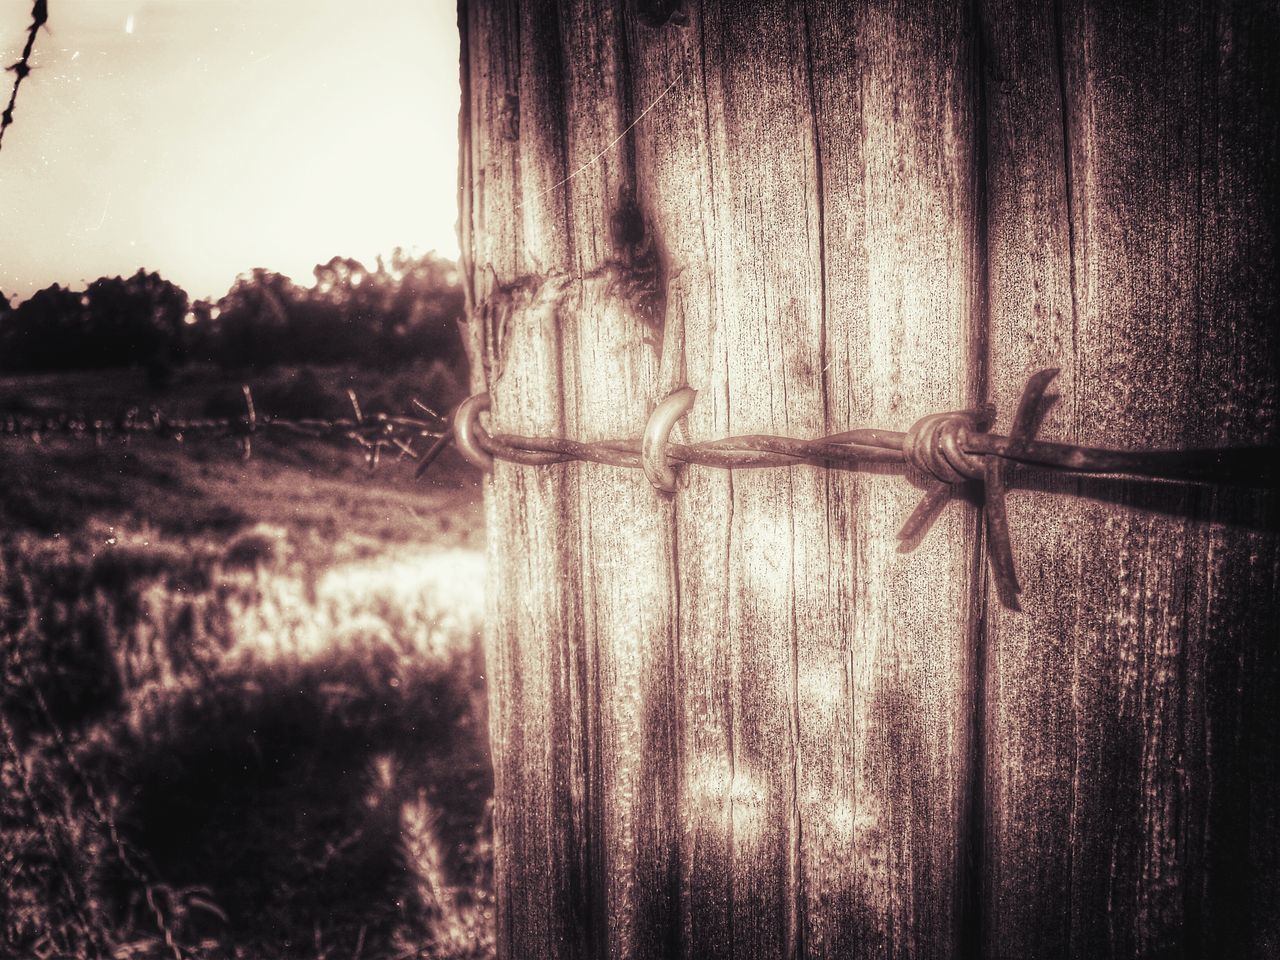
[[902, 411, 985, 483]]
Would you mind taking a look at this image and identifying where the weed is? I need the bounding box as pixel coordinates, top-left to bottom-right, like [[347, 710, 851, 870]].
[[1, 369, 490, 958]]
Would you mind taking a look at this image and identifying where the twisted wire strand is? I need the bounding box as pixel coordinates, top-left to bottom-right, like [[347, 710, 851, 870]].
[[426, 368, 1277, 610], [473, 412, 1273, 484], [0, 0, 47, 153]]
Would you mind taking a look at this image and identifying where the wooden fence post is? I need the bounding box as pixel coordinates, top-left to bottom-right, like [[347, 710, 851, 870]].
[[456, 1, 1278, 957], [981, 2, 1279, 957]]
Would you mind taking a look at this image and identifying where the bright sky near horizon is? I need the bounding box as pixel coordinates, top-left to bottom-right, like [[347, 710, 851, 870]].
[[0, 0, 461, 303]]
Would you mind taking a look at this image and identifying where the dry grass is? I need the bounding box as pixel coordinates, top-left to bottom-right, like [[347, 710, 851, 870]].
[[0, 367, 491, 960]]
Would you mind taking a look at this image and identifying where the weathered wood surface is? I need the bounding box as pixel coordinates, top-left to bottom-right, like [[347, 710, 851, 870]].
[[457, 0, 1279, 957], [633, 5, 983, 958], [981, 1, 1280, 957]]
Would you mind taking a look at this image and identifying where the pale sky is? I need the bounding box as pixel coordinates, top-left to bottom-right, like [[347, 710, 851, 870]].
[[0, 0, 461, 302]]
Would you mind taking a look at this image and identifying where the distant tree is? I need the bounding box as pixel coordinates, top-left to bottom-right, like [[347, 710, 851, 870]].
[[379, 249, 466, 368], [186, 250, 466, 371], [0, 272, 187, 378], [0, 289, 14, 386], [307, 256, 385, 365], [0, 283, 86, 371], [0, 253, 466, 374], [83, 270, 189, 385], [313, 250, 465, 366], [202, 269, 302, 370]]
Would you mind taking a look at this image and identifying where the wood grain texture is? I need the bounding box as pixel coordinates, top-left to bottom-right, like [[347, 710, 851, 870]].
[[981, 0, 1280, 957], [461, 0, 983, 957], [458, 0, 1279, 957], [462, 2, 683, 958]]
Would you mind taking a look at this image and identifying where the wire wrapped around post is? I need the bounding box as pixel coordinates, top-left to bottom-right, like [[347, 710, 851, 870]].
[[425, 368, 1278, 610]]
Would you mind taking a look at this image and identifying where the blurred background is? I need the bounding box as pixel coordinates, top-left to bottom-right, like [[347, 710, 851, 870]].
[[0, 3, 492, 958]]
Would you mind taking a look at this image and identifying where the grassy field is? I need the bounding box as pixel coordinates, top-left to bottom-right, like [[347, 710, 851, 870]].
[[0, 365, 492, 960]]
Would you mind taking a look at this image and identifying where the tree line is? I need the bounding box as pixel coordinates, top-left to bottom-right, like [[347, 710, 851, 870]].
[[0, 250, 466, 382]]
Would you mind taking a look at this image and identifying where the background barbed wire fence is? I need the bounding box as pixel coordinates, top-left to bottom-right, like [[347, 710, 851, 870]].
[[1, 386, 452, 473]]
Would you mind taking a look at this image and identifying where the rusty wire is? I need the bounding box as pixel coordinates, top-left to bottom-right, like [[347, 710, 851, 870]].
[[0, 386, 450, 471], [422, 368, 1277, 610], [0, 0, 47, 153]]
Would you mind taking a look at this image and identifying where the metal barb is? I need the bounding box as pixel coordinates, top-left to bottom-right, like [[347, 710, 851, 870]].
[[642, 386, 696, 493], [980, 367, 1060, 607]]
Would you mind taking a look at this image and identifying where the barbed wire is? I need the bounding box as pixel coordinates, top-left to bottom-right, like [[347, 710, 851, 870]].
[[0, 0, 47, 153], [1, 386, 450, 472], [424, 368, 1277, 610], [2, 369, 1273, 608]]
